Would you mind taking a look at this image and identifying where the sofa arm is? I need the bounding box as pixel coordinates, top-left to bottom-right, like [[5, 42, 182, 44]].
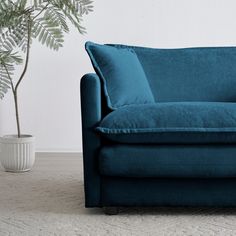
[[80, 73, 102, 207]]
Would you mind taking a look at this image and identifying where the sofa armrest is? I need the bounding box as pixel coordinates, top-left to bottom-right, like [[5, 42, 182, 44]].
[[80, 73, 102, 207]]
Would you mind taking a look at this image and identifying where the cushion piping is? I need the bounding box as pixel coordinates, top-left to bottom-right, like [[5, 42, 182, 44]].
[[85, 41, 114, 110], [96, 127, 236, 134], [85, 41, 155, 110]]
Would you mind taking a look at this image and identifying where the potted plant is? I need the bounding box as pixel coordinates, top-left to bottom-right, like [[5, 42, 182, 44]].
[[0, 0, 93, 172]]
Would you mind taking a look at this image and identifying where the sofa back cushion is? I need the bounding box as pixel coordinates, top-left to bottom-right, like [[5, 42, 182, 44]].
[[86, 42, 154, 110], [109, 45, 236, 102]]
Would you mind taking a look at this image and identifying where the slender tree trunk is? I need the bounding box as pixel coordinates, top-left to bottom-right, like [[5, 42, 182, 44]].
[[13, 91, 21, 138], [2, 64, 21, 137], [14, 18, 32, 138]]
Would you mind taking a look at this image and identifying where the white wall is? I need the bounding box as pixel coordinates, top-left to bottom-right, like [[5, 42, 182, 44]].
[[1, 0, 236, 152]]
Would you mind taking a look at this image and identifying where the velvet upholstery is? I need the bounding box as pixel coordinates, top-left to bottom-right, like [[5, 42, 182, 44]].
[[99, 145, 236, 178], [80, 73, 102, 207], [81, 44, 236, 209], [109, 44, 236, 102], [97, 102, 236, 144], [102, 177, 236, 207], [85, 42, 154, 109]]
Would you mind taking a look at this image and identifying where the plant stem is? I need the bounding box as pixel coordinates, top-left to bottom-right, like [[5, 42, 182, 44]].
[[33, 2, 51, 20], [14, 17, 32, 138], [15, 20, 32, 92], [13, 92, 21, 138], [2, 64, 20, 137]]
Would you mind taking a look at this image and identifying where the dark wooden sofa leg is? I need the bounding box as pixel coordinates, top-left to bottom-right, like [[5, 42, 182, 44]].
[[103, 207, 119, 215]]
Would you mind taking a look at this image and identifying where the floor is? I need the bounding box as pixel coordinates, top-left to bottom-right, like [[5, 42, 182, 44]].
[[1, 154, 236, 236]]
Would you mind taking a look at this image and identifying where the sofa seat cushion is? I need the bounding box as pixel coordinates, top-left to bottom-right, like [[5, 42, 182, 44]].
[[99, 145, 236, 178], [96, 102, 236, 144]]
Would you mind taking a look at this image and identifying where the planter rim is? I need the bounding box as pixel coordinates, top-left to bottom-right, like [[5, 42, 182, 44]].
[[1, 135, 35, 143]]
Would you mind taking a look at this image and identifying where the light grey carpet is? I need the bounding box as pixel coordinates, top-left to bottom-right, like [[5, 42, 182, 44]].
[[1, 154, 236, 236]]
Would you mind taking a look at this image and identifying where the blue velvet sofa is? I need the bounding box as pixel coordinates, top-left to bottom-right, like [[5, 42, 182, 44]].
[[81, 42, 236, 214]]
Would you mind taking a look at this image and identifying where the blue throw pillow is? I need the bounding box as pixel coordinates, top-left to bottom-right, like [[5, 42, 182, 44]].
[[85, 42, 154, 110]]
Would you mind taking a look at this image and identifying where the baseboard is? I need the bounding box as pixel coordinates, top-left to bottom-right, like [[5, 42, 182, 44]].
[[36, 152, 82, 158]]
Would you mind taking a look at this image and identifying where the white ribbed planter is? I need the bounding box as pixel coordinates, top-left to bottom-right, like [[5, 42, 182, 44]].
[[0, 135, 35, 172]]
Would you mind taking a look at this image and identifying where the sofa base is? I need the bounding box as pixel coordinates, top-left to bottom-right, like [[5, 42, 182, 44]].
[[99, 144, 236, 178], [103, 207, 119, 215], [100, 177, 236, 207]]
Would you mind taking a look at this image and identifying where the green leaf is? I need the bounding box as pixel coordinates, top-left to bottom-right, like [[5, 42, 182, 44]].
[[0, 0, 93, 99], [32, 17, 64, 50], [0, 50, 22, 99], [44, 6, 69, 33]]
